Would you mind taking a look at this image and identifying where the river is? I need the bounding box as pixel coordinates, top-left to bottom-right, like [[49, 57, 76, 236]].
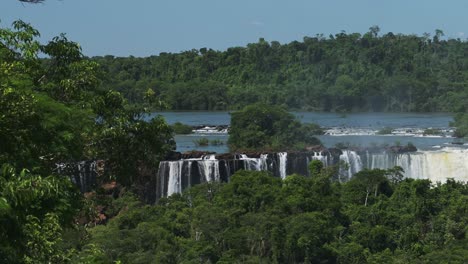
[[146, 111, 465, 153]]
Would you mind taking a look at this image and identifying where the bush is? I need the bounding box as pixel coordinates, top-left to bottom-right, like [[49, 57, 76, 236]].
[[335, 142, 350, 149], [171, 122, 193, 134], [228, 103, 321, 151], [451, 113, 468, 138], [303, 123, 325, 135], [377, 127, 393, 135], [194, 138, 209, 146], [423, 128, 441, 136], [210, 139, 224, 146]]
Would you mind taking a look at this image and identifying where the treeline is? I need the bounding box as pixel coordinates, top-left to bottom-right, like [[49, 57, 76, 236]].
[[70, 167, 468, 263], [93, 26, 468, 112]]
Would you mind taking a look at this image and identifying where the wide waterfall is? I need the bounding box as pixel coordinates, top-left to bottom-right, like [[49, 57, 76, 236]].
[[155, 151, 338, 200], [361, 148, 468, 183], [154, 147, 468, 201]]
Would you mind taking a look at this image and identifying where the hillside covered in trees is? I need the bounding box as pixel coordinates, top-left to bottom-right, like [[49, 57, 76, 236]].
[[93, 27, 468, 112]]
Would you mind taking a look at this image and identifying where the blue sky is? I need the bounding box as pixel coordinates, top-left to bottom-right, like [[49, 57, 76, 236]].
[[1, 0, 467, 56]]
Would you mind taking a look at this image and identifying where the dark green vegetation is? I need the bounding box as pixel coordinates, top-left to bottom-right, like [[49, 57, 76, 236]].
[[377, 127, 393, 135], [228, 103, 322, 151], [170, 122, 193, 134], [423, 128, 442, 136], [193, 138, 209, 146], [70, 165, 468, 263], [452, 113, 468, 138], [93, 27, 468, 114], [0, 21, 175, 262]]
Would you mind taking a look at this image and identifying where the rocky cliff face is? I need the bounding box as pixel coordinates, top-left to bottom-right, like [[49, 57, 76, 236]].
[[150, 149, 342, 203], [61, 146, 468, 204]]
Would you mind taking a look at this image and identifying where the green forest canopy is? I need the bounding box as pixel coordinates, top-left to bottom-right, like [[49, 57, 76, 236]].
[[92, 27, 468, 113], [71, 167, 468, 263]]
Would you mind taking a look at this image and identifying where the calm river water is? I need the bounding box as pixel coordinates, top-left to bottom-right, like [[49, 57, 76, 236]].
[[146, 112, 464, 153]]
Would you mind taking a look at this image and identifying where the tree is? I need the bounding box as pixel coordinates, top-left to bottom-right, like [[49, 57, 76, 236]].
[[452, 112, 468, 138], [1, 19, 177, 261], [343, 169, 392, 206], [93, 90, 175, 186], [228, 103, 321, 151], [0, 164, 81, 263]]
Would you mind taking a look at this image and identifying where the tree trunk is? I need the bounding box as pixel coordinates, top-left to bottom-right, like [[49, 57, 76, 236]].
[[365, 190, 370, 206]]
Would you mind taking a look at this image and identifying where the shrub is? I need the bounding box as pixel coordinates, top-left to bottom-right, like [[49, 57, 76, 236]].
[[171, 122, 193, 134], [377, 127, 393, 135], [210, 139, 224, 146], [423, 128, 441, 136], [193, 138, 209, 146]]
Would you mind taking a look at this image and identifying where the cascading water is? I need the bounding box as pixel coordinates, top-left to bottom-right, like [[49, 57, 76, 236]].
[[339, 147, 468, 183], [369, 148, 468, 182], [339, 150, 363, 181], [278, 152, 288, 179], [154, 148, 468, 201], [312, 152, 328, 166], [167, 160, 184, 196], [239, 154, 269, 171], [199, 155, 220, 182]]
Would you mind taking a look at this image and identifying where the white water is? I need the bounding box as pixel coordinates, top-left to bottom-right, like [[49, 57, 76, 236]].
[[167, 161, 184, 196], [339, 150, 363, 181], [238, 154, 269, 171], [355, 148, 468, 183], [311, 152, 328, 166], [161, 148, 468, 198], [324, 127, 454, 137], [278, 152, 288, 179], [198, 158, 220, 182]]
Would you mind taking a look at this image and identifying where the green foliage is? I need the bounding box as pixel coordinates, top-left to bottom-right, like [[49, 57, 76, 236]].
[[0, 20, 177, 262], [70, 168, 468, 263], [170, 122, 192, 134], [92, 29, 468, 113], [377, 127, 393, 135], [452, 113, 468, 138], [193, 137, 209, 146], [423, 128, 442, 136], [210, 139, 224, 146], [95, 108, 175, 186], [0, 164, 81, 263], [335, 142, 351, 149], [228, 103, 321, 151]]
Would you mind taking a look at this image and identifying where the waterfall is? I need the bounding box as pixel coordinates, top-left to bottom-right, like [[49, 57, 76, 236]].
[[310, 152, 329, 166], [167, 160, 184, 196], [386, 149, 467, 182], [154, 148, 468, 202], [278, 152, 288, 179], [359, 148, 468, 183], [198, 158, 220, 182], [339, 150, 363, 181], [239, 154, 269, 171], [57, 160, 97, 193]]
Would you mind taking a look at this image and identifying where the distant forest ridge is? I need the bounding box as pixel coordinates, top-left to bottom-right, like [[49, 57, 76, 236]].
[[91, 27, 468, 112]]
